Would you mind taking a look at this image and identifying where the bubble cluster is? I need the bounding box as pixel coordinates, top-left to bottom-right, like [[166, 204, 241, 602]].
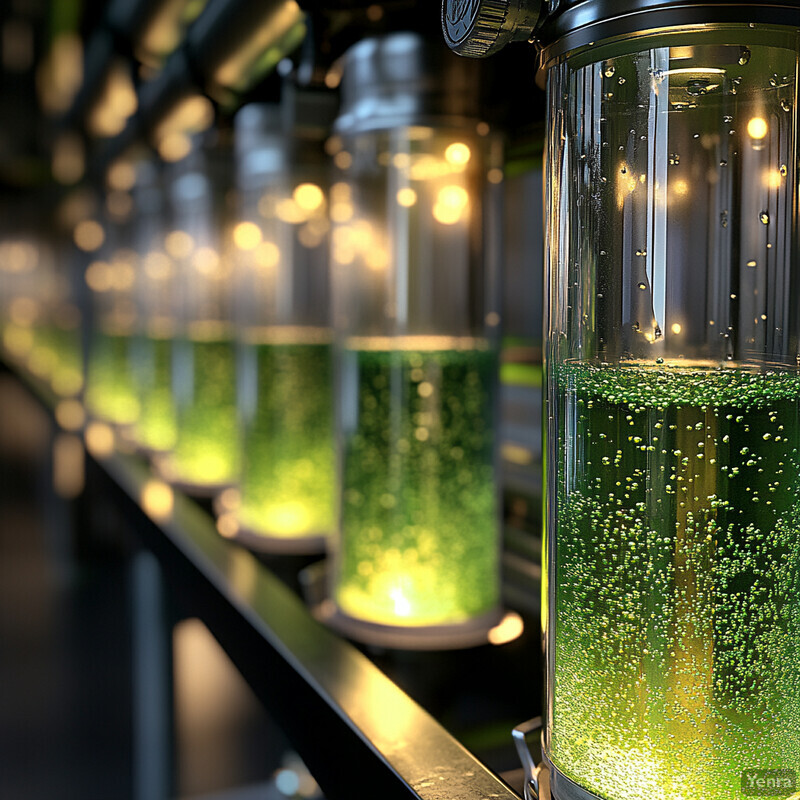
[[549, 363, 800, 800], [335, 343, 499, 627], [237, 337, 335, 540]]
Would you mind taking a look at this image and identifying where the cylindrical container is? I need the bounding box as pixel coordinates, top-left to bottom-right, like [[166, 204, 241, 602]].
[[324, 33, 504, 648], [541, 9, 800, 800], [156, 132, 239, 495], [130, 158, 177, 455], [83, 200, 140, 428], [230, 90, 336, 552]]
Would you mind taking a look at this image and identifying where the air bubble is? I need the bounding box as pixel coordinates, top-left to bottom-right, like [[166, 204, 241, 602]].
[[638, 282, 647, 290], [760, 212, 770, 225], [724, 115, 733, 123], [605, 65, 616, 78], [747, 260, 757, 268], [780, 164, 788, 176], [738, 48, 751, 65], [781, 98, 792, 112]]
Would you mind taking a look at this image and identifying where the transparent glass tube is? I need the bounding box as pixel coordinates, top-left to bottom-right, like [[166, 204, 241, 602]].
[[158, 136, 239, 495], [231, 99, 335, 552], [328, 113, 503, 643], [84, 205, 140, 427], [130, 159, 177, 454], [544, 25, 800, 800]]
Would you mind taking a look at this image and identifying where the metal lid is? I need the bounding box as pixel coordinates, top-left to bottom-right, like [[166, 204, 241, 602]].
[[539, 0, 800, 62], [442, 0, 542, 57], [335, 32, 484, 134]]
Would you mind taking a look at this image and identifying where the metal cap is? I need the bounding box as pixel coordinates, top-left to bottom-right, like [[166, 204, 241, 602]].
[[442, 0, 542, 58]]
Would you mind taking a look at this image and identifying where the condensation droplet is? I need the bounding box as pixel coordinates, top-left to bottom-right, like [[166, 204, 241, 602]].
[[638, 282, 647, 290], [780, 164, 788, 176], [605, 65, 616, 78], [747, 260, 757, 268], [724, 115, 733, 123], [738, 48, 751, 66], [760, 212, 770, 225], [781, 98, 792, 112], [720, 160, 728, 167]]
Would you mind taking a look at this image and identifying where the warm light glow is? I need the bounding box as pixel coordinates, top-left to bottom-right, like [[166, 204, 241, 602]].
[[671, 323, 683, 335], [107, 160, 137, 191], [276, 198, 307, 224], [217, 487, 241, 512], [106, 190, 133, 219], [433, 185, 469, 225], [141, 479, 174, 522], [3, 325, 34, 355], [53, 434, 84, 499], [330, 201, 354, 223], [254, 241, 281, 270], [74, 220, 105, 252], [396, 188, 417, 207], [233, 221, 262, 250], [85, 422, 115, 458], [673, 179, 689, 196], [55, 400, 85, 431], [747, 116, 768, 139], [156, 94, 214, 140], [158, 131, 193, 162], [765, 169, 784, 189], [85, 261, 112, 292], [87, 61, 138, 137], [144, 251, 172, 280], [193, 246, 220, 275], [365, 247, 390, 272], [293, 183, 324, 212], [488, 611, 525, 645], [334, 151, 352, 170], [488, 168, 503, 184], [52, 133, 85, 184], [445, 142, 471, 166], [501, 442, 534, 466], [165, 230, 194, 259], [217, 512, 240, 539], [110, 257, 136, 290]]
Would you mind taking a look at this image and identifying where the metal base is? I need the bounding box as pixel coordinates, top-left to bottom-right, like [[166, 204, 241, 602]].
[[226, 523, 329, 556], [313, 598, 504, 651], [545, 755, 603, 800], [151, 455, 235, 499]]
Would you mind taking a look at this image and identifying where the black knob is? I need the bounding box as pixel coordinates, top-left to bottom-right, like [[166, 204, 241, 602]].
[[442, 0, 541, 58]]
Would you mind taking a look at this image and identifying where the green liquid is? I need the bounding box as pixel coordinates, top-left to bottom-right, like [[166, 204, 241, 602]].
[[132, 333, 177, 453], [28, 324, 83, 396], [335, 343, 499, 627], [551, 363, 800, 800], [85, 331, 139, 425], [238, 337, 335, 542], [165, 333, 238, 489]]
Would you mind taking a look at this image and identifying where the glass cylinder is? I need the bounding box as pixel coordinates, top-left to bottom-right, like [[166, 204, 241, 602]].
[[157, 133, 239, 495], [231, 90, 336, 552], [83, 200, 140, 427], [130, 158, 177, 455], [544, 24, 800, 800], [326, 33, 503, 648]]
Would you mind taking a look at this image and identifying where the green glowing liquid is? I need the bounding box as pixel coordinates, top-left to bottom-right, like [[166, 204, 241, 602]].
[[551, 363, 800, 800], [85, 331, 139, 425], [237, 337, 335, 543], [165, 332, 238, 489], [132, 333, 177, 453], [28, 324, 83, 396], [335, 343, 499, 627]]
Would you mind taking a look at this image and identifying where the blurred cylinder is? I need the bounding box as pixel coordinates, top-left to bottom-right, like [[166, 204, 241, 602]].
[[230, 85, 337, 552], [325, 33, 504, 647]]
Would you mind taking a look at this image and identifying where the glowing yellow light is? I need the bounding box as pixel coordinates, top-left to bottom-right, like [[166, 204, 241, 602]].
[[85, 261, 111, 292], [330, 202, 354, 223], [217, 512, 240, 539], [276, 198, 307, 224], [765, 169, 784, 189], [390, 587, 412, 617], [501, 442, 534, 466], [397, 188, 417, 207], [254, 241, 280, 270], [260, 503, 313, 535], [747, 116, 768, 139], [107, 160, 136, 191], [433, 185, 469, 225], [158, 131, 192, 162], [141, 480, 174, 522], [671, 323, 683, 334], [673, 179, 689, 196], [3, 325, 33, 355], [445, 142, 471, 166], [334, 151, 352, 170], [110, 259, 136, 290], [74, 220, 105, 252], [165, 230, 194, 259], [143, 251, 172, 280], [365, 247, 390, 272], [193, 246, 220, 275], [53, 434, 84, 499], [233, 221, 262, 250], [85, 422, 115, 458], [52, 368, 83, 397], [55, 399, 85, 431], [488, 611, 525, 645], [293, 183, 324, 212], [217, 488, 241, 512]]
